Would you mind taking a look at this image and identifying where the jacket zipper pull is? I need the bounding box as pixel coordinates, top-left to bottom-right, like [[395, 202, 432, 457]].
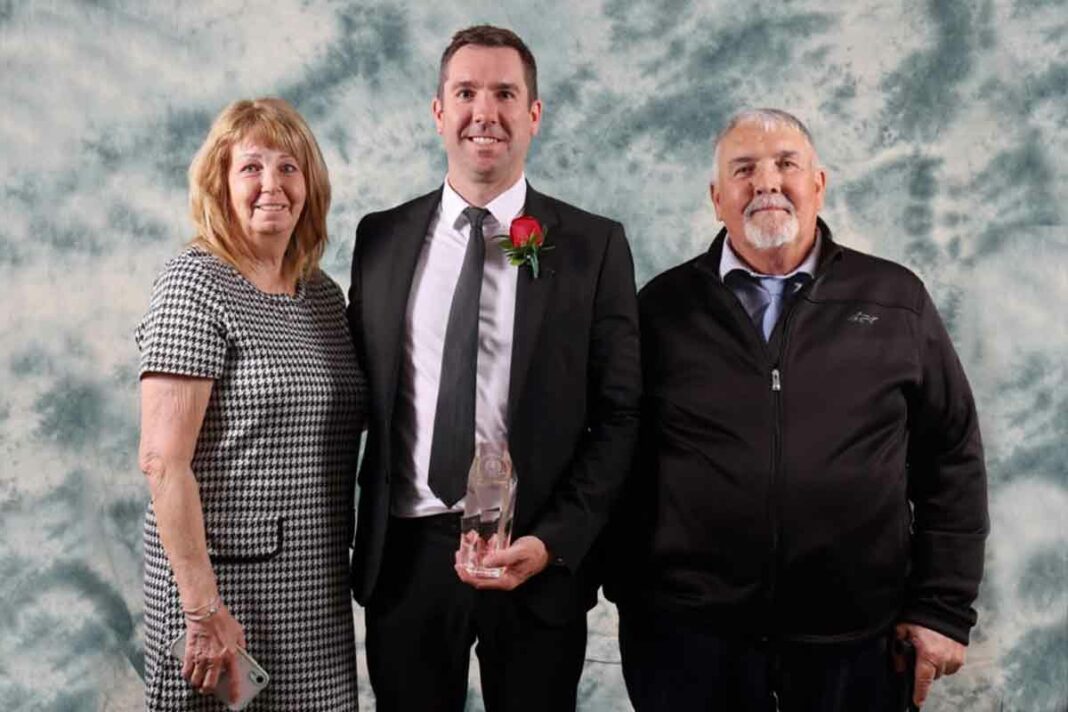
[[771, 368, 781, 392]]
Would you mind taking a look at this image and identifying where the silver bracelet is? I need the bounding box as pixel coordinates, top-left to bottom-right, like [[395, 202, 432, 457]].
[[183, 594, 221, 622]]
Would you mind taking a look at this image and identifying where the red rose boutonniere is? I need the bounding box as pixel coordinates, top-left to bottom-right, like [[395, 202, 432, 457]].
[[497, 215, 554, 278]]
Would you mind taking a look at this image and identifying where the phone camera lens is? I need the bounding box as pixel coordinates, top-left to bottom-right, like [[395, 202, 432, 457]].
[[251, 673, 265, 685]]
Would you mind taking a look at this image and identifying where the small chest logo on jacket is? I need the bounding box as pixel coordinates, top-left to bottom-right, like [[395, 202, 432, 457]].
[[848, 310, 879, 325]]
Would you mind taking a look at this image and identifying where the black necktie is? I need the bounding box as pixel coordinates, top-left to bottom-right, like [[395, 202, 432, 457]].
[[428, 207, 490, 506]]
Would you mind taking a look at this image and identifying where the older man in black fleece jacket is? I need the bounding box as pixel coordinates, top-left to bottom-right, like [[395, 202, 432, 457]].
[[609, 109, 988, 712]]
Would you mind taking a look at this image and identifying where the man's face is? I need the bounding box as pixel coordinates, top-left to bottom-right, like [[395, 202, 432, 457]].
[[711, 123, 826, 253], [433, 45, 542, 189]]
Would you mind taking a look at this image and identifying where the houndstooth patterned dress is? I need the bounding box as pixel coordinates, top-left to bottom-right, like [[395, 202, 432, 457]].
[[136, 248, 364, 710]]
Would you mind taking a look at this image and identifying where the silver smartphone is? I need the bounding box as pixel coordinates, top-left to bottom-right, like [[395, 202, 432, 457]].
[[169, 633, 269, 711]]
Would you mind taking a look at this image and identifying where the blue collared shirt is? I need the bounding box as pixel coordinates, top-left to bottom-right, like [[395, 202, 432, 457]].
[[719, 232, 822, 339]]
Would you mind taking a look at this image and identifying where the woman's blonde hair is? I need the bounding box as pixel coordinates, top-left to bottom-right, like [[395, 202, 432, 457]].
[[188, 97, 330, 281]]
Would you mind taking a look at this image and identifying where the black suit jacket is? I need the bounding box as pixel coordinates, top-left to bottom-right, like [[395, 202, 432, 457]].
[[347, 184, 641, 625]]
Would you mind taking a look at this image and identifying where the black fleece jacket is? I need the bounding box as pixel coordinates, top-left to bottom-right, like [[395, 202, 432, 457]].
[[609, 220, 988, 645]]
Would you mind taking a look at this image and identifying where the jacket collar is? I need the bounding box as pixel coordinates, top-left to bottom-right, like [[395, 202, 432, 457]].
[[373, 188, 442, 423], [507, 183, 558, 424], [440, 174, 529, 235], [697, 216, 842, 282]]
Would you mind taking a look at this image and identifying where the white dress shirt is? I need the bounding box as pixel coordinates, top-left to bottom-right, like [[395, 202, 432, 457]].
[[391, 175, 526, 517]]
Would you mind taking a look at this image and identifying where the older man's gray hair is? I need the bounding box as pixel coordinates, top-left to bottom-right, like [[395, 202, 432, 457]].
[[711, 108, 820, 180]]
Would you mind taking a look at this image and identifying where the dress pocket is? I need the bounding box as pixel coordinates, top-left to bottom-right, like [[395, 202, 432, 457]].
[[205, 514, 284, 563]]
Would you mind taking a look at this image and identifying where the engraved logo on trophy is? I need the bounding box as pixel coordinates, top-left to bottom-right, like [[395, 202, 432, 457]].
[[458, 442, 517, 578]]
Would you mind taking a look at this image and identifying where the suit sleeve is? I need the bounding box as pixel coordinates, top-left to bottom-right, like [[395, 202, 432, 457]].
[[900, 286, 989, 644], [602, 287, 661, 602], [529, 224, 642, 571], [347, 218, 368, 367]]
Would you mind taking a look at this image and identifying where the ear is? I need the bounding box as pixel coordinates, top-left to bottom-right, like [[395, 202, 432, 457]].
[[710, 181, 722, 221], [432, 97, 445, 135], [813, 166, 827, 212], [528, 99, 543, 136]]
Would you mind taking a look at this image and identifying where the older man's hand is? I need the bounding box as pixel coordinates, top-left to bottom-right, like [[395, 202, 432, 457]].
[[454, 535, 551, 591], [895, 622, 967, 707]]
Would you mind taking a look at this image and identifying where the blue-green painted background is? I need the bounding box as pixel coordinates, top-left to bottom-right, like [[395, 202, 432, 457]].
[[2, 1, 1066, 709]]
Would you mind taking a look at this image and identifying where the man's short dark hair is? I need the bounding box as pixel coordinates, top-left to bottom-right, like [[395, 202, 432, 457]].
[[437, 25, 538, 104]]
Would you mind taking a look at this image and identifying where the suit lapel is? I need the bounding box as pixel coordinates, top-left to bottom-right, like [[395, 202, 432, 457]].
[[369, 188, 442, 421], [508, 185, 558, 425]]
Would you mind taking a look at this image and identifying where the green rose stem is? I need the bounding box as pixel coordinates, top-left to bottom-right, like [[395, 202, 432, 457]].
[[497, 237, 554, 279]]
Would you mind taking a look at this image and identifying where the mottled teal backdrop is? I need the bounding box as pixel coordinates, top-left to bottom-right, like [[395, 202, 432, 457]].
[[2, 1, 1066, 710]]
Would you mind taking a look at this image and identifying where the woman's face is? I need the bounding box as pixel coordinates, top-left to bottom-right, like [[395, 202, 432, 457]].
[[227, 138, 306, 247]]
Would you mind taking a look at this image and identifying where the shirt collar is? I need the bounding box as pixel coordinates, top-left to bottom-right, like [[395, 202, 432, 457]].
[[441, 173, 528, 232], [719, 227, 823, 281]]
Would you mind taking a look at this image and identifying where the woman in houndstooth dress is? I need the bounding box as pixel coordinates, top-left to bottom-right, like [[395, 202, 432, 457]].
[[136, 98, 364, 710]]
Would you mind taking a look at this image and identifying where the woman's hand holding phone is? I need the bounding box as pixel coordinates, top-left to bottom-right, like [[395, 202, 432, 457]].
[[180, 604, 247, 702]]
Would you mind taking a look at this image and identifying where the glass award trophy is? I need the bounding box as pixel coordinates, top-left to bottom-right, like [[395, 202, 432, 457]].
[[459, 442, 517, 578]]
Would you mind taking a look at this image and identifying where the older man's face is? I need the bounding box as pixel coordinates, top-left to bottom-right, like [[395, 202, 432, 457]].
[[712, 123, 826, 255]]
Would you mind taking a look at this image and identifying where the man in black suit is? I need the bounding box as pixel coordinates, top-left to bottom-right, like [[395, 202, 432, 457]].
[[347, 25, 641, 712]]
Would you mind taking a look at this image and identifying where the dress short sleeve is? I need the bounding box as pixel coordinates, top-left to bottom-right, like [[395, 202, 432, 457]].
[[135, 251, 228, 379]]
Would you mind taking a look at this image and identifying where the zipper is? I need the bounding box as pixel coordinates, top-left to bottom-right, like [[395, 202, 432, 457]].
[[764, 281, 807, 627], [709, 272, 780, 631], [767, 363, 783, 623], [763, 255, 838, 628], [766, 306, 797, 632]]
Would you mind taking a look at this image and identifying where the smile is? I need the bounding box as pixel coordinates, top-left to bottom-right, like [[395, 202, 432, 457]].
[[467, 136, 503, 145], [747, 206, 793, 217], [254, 203, 289, 211]]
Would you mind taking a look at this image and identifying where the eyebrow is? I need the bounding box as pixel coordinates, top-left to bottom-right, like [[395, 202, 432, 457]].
[[729, 150, 803, 166], [452, 80, 521, 93], [236, 151, 296, 160]]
